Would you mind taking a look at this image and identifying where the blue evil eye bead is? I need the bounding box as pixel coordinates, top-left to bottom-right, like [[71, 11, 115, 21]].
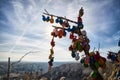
[[78, 22, 84, 29], [46, 16, 50, 22], [90, 56, 95, 63], [67, 26, 71, 32], [55, 18, 59, 23], [78, 22, 82, 26], [111, 55, 117, 61], [42, 15, 46, 21]]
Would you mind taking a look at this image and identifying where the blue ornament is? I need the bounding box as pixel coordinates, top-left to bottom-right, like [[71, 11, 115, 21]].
[[63, 30, 67, 36], [111, 55, 117, 62], [90, 56, 95, 63], [42, 15, 46, 21], [55, 18, 59, 23], [67, 26, 71, 32], [71, 26, 77, 32], [78, 22, 82, 27], [46, 16, 50, 21]]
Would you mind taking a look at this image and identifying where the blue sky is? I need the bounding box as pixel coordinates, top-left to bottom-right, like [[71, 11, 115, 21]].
[[0, 0, 120, 62]]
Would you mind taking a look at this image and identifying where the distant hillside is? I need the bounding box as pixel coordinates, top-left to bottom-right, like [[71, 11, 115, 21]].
[[0, 61, 118, 80], [0, 62, 73, 76], [41, 61, 118, 80], [41, 63, 92, 80]]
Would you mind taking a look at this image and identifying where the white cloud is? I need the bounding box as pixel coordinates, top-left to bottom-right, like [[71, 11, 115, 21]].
[[0, 0, 119, 62], [112, 31, 120, 40]]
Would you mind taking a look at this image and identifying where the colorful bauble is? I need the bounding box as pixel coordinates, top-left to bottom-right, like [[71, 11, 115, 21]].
[[50, 16, 54, 23], [80, 57, 84, 63], [84, 55, 90, 64], [67, 26, 71, 32], [91, 71, 97, 78], [69, 45, 73, 51], [75, 53, 80, 61], [71, 26, 77, 32], [50, 48, 54, 54], [78, 17, 82, 22], [81, 30, 86, 36], [62, 21, 69, 27], [55, 18, 59, 23], [42, 15, 46, 21], [71, 50, 76, 58], [76, 41, 82, 50], [79, 7, 84, 17], [51, 39, 55, 47], [58, 29, 63, 38], [46, 16, 50, 22], [95, 61, 99, 68], [48, 61, 53, 66], [70, 32, 74, 39], [59, 18, 63, 25]]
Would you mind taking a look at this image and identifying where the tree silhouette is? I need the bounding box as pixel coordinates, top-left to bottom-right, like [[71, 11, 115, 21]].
[[42, 7, 106, 80]]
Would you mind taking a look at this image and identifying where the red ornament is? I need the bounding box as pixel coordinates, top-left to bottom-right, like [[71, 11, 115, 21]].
[[51, 32, 55, 36], [51, 39, 55, 47], [48, 61, 53, 66], [69, 45, 73, 51], [58, 29, 63, 38], [72, 36, 77, 42], [94, 51, 100, 61], [70, 32, 74, 39], [78, 17, 82, 22]]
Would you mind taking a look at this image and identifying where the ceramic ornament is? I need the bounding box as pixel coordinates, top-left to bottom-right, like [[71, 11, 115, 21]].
[[75, 53, 80, 61], [50, 16, 54, 23], [42, 15, 46, 21]]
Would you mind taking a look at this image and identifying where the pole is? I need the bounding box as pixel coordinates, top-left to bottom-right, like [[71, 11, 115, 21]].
[[7, 57, 10, 80]]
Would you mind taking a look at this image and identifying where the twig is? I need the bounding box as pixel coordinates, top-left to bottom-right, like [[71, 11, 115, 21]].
[[52, 25, 66, 29], [11, 51, 41, 66], [43, 9, 77, 24]]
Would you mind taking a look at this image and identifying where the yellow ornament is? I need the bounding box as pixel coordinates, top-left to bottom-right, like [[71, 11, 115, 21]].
[[50, 16, 54, 23], [50, 48, 54, 55], [49, 54, 52, 59], [72, 41, 77, 49]]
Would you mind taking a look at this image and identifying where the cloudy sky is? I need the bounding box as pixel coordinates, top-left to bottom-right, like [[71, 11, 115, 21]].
[[0, 0, 120, 62]]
